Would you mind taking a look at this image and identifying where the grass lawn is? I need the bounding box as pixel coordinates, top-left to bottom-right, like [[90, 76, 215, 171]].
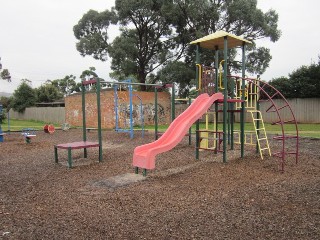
[[0, 119, 56, 131], [1, 119, 319, 138], [142, 122, 320, 138]]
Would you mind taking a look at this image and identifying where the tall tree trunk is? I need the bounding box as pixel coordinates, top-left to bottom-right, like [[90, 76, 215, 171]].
[[138, 68, 147, 91]]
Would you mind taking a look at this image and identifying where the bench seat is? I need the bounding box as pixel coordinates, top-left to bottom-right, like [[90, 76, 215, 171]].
[[54, 141, 101, 168]]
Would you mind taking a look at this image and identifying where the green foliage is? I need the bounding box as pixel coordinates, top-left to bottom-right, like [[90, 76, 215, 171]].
[[0, 96, 12, 109], [80, 67, 98, 80], [73, 9, 117, 61], [269, 60, 320, 98], [11, 82, 37, 113], [157, 61, 195, 97], [74, 0, 281, 94], [51, 75, 79, 96], [35, 84, 63, 103], [0, 68, 11, 82]]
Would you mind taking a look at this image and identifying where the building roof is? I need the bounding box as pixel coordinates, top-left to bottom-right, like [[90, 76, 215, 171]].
[[190, 30, 251, 50]]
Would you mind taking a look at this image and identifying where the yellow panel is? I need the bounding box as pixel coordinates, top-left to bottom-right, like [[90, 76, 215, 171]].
[[190, 30, 251, 50]]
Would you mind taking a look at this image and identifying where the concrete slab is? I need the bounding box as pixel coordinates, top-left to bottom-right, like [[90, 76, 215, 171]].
[[92, 173, 146, 189]]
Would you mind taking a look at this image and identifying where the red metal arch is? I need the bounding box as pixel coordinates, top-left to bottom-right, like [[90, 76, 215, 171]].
[[244, 77, 299, 172]]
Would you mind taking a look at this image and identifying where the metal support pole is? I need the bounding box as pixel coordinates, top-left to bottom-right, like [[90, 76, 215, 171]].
[[222, 36, 228, 163], [256, 75, 260, 154], [81, 82, 87, 158], [195, 44, 200, 160], [129, 83, 134, 139], [214, 46, 219, 154], [154, 88, 158, 140], [7, 111, 10, 134], [96, 79, 103, 162], [67, 147, 72, 168], [171, 83, 175, 122], [240, 43, 246, 158], [54, 146, 58, 163], [114, 84, 119, 131], [230, 79, 235, 150], [188, 97, 192, 145]]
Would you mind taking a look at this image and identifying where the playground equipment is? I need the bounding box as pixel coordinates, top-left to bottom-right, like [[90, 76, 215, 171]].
[[133, 30, 299, 175], [61, 123, 70, 131], [43, 124, 55, 134], [54, 78, 170, 168], [21, 128, 37, 144], [133, 93, 223, 173], [191, 31, 298, 172], [54, 79, 103, 168], [114, 79, 144, 139]]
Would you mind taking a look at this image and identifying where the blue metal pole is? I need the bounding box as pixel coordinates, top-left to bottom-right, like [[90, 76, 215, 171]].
[[129, 83, 134, 139]]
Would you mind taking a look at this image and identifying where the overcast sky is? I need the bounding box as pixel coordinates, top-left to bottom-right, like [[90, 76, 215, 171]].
[[1, 0, 320, 93]]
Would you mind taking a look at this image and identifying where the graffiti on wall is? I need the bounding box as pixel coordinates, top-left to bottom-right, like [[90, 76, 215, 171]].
[[114, 103, 168, 128]]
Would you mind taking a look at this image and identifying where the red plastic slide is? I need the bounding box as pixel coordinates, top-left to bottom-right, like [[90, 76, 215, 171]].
[[133, 92, 223, 170]]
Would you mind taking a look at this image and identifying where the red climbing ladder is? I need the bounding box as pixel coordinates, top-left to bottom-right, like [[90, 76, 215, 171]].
[[246, 78, 299, 172]]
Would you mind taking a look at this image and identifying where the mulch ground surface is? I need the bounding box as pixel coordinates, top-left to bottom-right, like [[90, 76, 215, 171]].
[[0, 129, 319, 239]]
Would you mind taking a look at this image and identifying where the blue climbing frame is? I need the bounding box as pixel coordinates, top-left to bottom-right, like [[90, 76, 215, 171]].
[[113, 79, 144, 139]]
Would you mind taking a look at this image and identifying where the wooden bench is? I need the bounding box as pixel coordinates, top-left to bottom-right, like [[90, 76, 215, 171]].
[[54, 141, 101, 168]]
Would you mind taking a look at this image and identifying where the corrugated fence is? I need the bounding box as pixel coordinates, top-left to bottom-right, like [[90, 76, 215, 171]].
[[177, 98, 320, 123], [8, 98, 320, 124], [9, 107, 65, 124]]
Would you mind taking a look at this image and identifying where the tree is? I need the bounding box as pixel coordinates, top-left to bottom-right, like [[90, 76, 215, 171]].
[[11, 81, 37, 113], [268, 59, 320, 98], [157, 60, 195, 97], [0, 57, 11, 82], [51, 75, 79, 96], [74, 0, 281, 93], [73, 9, 117, 61], [35, 84, 63, 103], [80, 66, 98, 80], [0, 69, 11, 82]]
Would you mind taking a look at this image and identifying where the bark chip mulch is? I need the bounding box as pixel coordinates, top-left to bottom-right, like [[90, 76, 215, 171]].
[[0, 129, 319, 239]]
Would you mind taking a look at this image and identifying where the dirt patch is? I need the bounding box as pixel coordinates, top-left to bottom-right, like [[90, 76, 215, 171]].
[[0, 129, 319, 239]]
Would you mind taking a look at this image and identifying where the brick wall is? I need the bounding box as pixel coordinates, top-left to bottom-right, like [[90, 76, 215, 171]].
[[65, 89, 172, 128]]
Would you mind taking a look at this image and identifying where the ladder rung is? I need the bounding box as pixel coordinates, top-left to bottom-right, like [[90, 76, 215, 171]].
[[256, 128, 265, 131], [253, 118, 262, 121], [260, 148, 269, 151], [258, 138, 267, 141]]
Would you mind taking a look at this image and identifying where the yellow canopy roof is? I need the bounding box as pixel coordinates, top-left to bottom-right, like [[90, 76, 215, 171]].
[[190, 30, 251, 50]]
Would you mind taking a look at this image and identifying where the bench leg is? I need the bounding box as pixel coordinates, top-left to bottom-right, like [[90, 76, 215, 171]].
[[67, 147, 72, 168], [54, 146, 58, 163], [83, 148, 87, 158]]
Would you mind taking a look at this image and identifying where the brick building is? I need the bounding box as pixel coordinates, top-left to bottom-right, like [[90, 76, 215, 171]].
[[65, 89, 172, 129]]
